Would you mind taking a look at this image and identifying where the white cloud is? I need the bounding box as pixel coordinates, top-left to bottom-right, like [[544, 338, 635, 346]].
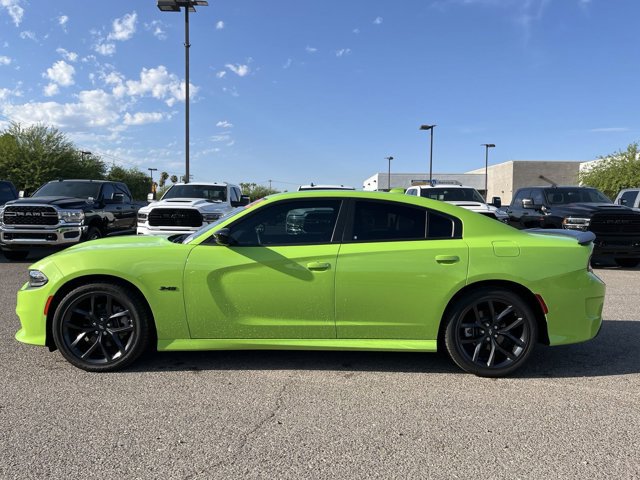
[[225, 64, 250, 77], [44, 60, 75, 87], [0, 55, 11, 66], [590, 127, 629, 133], [145, 20, 167, 40], [216, 70, 226, 78], [211, 134, 231, 142], [56, 48, 78, 62], [222, 86, 239, 97], [216, 120, 233, 128], [125, 65, 198, 106], [283, 58, 292, 69], [19, 30, 36, 41], [353, 28, 360, 34], [216, 20, 224, 30], [0, 84, 22, 101], [94, 41, 116, 56], [43, 83, 59, 97], [373, 16, 383, 24], [1, 0, 24, 27], [108, 12, 137, 41], [123, 111, 167, 126], [58, 15, 69, 31], [305, 46, 318, 53], [336, 48, 351, 57]]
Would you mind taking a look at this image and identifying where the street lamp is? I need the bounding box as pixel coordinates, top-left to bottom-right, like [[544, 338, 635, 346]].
[[80, 150, 92, 160], [157, 0, 209, 184], [419, 124, 436, 183], [385, 156, 393, 191], [481, 143, 495, 200]]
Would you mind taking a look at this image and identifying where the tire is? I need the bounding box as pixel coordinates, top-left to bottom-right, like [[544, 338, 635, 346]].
[[614, 258, 640, 268], [86, 226, 103, 241], [51, 282, 151, 372], [2, 249, 29, 261], [444, 288, 538, 377]]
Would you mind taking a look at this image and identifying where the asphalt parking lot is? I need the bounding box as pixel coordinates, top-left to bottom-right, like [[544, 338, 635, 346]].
[[1, 250, 639, 479]]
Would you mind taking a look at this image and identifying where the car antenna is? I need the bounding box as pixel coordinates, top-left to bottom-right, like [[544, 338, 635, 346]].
[[538, 175, 557, 187]]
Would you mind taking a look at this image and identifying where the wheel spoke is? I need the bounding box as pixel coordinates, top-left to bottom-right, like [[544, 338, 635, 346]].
[[98, 335, 111, 360], [488, 300, 496, 322], [72, 308, 91, 319], [90, 295, 97, 317], [108, 324, 133, 334], [493, 341, 516, 361], [70, 331, 89, 348], [473, 305, 482, 323], [486, 342, 496, 366], [106, 296, 113, 316], [460, 335, 484, 345], [472, 342, 483, 363], [109, 331, 126, 356], [501, 332, 526, 349], [109, 310, 130, 321], [500, 317, 524, 333], [496, 305, 514, 322], [81, 337, 101, 359]]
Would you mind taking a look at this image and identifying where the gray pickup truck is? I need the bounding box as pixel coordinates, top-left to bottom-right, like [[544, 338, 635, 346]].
[[0, 179, 140, 260]]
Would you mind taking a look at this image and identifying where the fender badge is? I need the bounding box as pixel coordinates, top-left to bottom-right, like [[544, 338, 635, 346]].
[[159, 286, 178, 291]]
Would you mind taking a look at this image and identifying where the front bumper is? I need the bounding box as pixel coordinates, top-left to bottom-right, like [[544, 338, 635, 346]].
[[0, 225, 87, 247], [592, 235, 640, 259]]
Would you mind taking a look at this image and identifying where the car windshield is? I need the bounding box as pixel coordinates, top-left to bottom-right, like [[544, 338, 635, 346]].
[[544, 188, 612, 205], [420, 187, 485, 203], [181, 207, 246, 244], [33, 182, 101, 199], [162, 185, 227, 202]]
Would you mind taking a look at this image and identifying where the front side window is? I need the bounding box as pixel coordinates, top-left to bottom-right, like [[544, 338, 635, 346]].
[[228, 200, 342, 246], [512, 189, 530, 205], [619, 191, 638, 207]]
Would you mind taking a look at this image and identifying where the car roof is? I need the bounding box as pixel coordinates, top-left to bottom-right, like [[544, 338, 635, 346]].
[[298, 184, 355, 190], [169, 182, 232, 187], [409, 184, 476, 189]]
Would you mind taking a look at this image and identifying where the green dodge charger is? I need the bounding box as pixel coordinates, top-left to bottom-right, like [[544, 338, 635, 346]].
[[15, 191, 605, 377]]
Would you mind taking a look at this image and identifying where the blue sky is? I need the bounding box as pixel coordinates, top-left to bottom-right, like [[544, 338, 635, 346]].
[[0, 0, 638, 190]]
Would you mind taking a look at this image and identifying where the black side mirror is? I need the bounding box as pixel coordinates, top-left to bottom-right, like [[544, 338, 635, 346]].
[[213, 228, 231, 246], [522, 198, 534, 209], [491, 196, 502, 208], [231, 195, 251, 207]]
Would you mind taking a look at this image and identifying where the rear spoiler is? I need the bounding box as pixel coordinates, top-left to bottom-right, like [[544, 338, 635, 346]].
[[526, 228, 596, 246]]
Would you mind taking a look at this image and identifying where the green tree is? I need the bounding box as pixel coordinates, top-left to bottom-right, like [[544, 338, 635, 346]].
[[170, 174, 178, 184], [0, 123, 106, 191], [107, 165, 151, 200], [240, 182, 279, 201], [159, 171, 169, 187], [579, 142, 640, 199]]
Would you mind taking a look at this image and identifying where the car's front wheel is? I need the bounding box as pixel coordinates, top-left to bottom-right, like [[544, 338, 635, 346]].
[[444, 288, 538, 377], [52, 282, 151, 372], [1, 249, 29, 261]]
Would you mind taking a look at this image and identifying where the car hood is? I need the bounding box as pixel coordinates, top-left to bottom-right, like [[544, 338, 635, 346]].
[[139, 198, 226, 213], [6, 196, 93, 209], [549, 203, 636, 216]]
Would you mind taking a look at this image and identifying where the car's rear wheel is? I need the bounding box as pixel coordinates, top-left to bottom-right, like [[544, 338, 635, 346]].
[[444, 288, 538, 377], [52, 283, 150, 372], [86, 226, 102, 241], [614, 258, 640, 268]]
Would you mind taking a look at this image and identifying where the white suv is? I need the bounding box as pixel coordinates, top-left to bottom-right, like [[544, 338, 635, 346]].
[[137, 182, 248, 236], [405, 184, 508, 223]]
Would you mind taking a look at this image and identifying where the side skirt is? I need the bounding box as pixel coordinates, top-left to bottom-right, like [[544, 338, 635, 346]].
[[157, 338, 439, 352]]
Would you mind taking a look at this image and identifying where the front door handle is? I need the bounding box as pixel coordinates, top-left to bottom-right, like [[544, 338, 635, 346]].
[[435, 255, 460, 265], [307, 261, 331, 271]]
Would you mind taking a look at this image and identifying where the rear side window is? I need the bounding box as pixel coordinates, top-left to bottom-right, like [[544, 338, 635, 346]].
[[619, 190, 638, 207], [352, 201, 426, 241]]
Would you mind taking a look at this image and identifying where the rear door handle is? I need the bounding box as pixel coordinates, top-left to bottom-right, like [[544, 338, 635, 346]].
[[435, 255, 460, 264], [307, 261, 331, 271]]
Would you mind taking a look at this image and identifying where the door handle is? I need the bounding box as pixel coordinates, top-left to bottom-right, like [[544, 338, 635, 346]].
[[435, 255, 460, 264], [307, 261, 331, 271]]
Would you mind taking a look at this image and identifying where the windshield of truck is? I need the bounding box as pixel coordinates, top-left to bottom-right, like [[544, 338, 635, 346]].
[[33, 182, 101, 199], [182, 207, 245, 244], [0, 183, 16, 203], [419, 187, 485, 203], [543, 188, 612, 205], [162, 184, 227, 202]]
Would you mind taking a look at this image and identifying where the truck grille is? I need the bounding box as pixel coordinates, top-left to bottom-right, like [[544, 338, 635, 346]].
[[589, 212, 640, 235], [2, 206, 58, 226], [148, 208, 202, 227]]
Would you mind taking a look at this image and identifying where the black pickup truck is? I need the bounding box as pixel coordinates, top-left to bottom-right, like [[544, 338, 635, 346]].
[[506, 186, 640, 267], [0, 179, 139, 260], [0, 180, 18, 206]]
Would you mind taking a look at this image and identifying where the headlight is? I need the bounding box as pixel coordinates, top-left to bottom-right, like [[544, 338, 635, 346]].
[[59, 209, 85, 223], [137, 213, 148, 223], [0, 205, 4, 225], [562, 217, 590, 231], [202, 212, 223, 223], [28, 270, 48, 288]]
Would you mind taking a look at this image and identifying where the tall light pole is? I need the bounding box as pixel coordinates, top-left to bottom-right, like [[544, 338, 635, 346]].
[[157, 0, 208, 185], [385, 156, 394, 191], [80, 150, 92, 160], [419, 124, 436, 183], [481, 143, 495, 200]]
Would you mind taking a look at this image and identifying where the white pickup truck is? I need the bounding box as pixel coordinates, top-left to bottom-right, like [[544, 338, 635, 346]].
[[405, 184, 509, 223], [136, 182, 248, 236]]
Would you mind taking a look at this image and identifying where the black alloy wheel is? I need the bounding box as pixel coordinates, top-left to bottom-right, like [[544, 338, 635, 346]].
[[52, 283, 150, 372], [444, 288, 538, 377]]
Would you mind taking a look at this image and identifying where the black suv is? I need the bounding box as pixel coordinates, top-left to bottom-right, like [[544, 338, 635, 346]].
[[506, 186, 640, 267]]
